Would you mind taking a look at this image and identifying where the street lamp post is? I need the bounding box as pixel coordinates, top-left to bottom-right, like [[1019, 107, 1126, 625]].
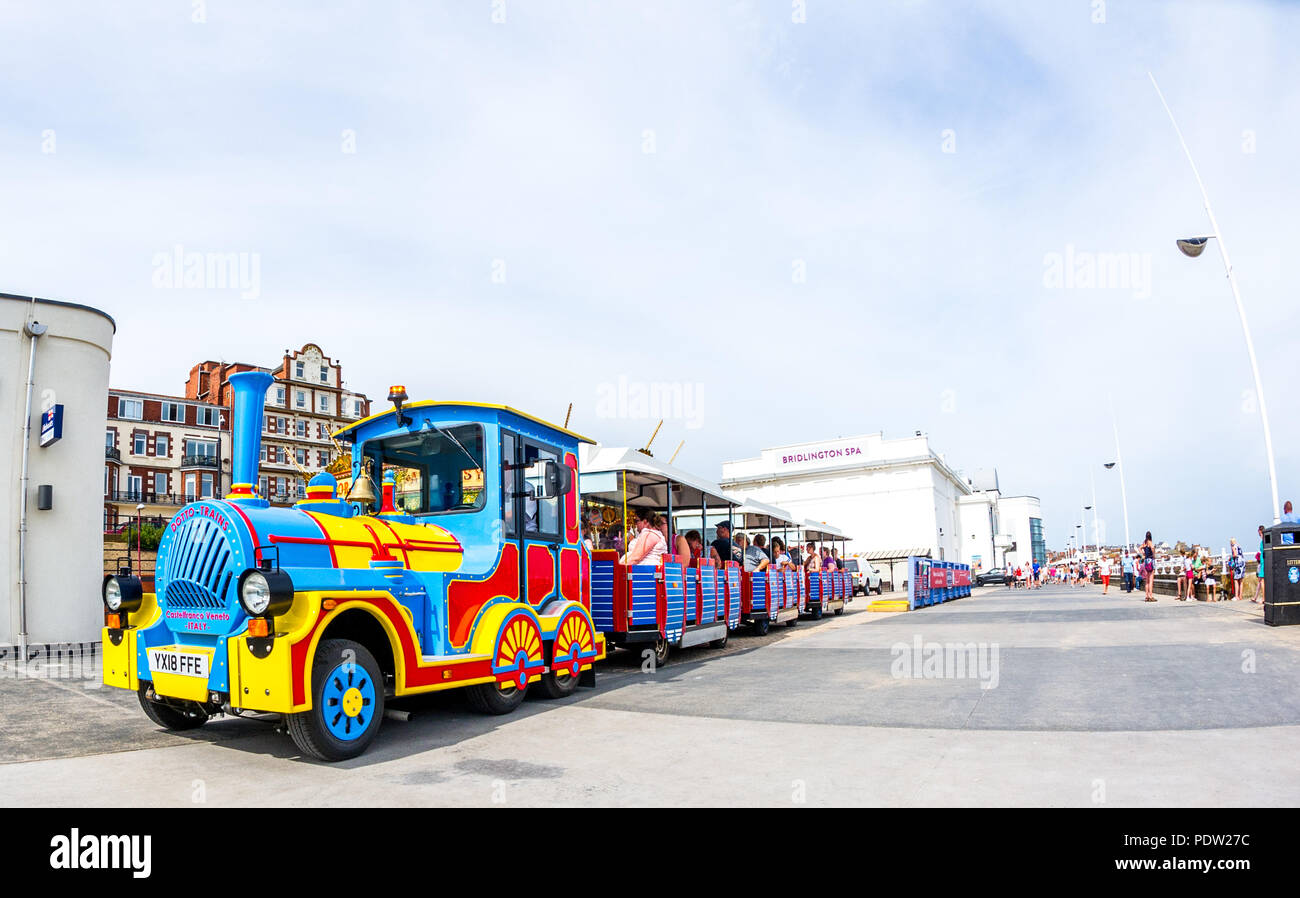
[[1151, 72, 1282, 524], [1106, 394, 1132, 552], [1090, 470, 1101, 556]]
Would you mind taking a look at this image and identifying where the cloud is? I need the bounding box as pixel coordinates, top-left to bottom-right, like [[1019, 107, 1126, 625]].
[[0, 0, 1294, 547]]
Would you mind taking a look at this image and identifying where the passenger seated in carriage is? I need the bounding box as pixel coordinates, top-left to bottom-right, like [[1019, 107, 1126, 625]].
[[770, 537, 794, 571], [621, 507, 667, 566], [805, 542, 822, 572], [742, 534, 771, 572], [685, 530, 722, 566]]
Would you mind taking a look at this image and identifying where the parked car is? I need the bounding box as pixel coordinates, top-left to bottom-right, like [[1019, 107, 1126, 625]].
[[843, 558, 882, 595], [975, 567, 1006, 587]]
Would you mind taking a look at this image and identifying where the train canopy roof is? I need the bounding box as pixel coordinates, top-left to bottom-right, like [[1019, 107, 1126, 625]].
[[332, 400, 595, 445], [579, 445, 733, 509], [802, 519, 848, 541], [727, 497, 798, 529]]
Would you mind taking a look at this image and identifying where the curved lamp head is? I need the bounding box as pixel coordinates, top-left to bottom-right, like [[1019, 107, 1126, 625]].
[[1176, 235, 1212, 258], [1104, 462, 1116, 470]]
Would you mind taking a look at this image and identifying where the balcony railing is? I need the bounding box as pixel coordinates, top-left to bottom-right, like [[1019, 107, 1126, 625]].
[[105, 446, 121, 461], [267, 491, 305, 504], [181, 453, 219, 468], [107, 491, 205, 505]]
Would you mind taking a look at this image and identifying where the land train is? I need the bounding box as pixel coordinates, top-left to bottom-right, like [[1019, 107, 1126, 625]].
[[100, 377, 953, 760], [101, 373, 603, 760]]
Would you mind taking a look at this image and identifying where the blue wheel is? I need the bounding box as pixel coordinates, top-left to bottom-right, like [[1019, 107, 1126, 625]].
[[287, 638, 386, 761], [321, 658, 377, 741]]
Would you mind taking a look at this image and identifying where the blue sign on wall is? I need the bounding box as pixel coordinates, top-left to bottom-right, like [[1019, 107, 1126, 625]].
[[39, 404, 64, 447]]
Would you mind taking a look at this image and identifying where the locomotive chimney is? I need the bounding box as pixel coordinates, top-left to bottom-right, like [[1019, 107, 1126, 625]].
[[227, 370, 274, 500]]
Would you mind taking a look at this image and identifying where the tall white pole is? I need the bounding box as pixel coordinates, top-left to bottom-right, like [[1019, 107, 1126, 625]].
[[1091, 470, 1100, 556], [1109, 395, 1132, 552], [1150, 72, 1281, 524]]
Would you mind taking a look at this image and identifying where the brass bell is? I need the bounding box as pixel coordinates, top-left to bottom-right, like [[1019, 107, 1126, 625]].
[[347, 474, 377, 506]]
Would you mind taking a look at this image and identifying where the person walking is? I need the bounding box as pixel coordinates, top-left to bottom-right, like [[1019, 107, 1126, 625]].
[[1255, 524, 1267, 605], [1100, 555, 1112, 594], [1121, 552, 1135, 593], [1230, 538, 1245, 601], [1141, 532, 1156, 602]]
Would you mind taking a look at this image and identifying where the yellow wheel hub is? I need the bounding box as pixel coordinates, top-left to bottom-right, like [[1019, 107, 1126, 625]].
[[341, 687, 364, 717]]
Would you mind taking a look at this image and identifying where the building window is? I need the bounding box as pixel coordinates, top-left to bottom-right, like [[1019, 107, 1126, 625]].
[[296, 448, 308, 465], [276, 387, 286, 405], [184, 474, 197, 501], [319, 366, 328, 383], [132, 433, 146, 455], [155, 434, 169, 457], [259, 476, 268, 498], [197, 406, 219, 427], [118, 398, 143, 420], [297, 480, 306, 499], [154, 473, 167, 496], [105, 429, 114, 448], [353, 399, 363, 417], [161, 402, 184, 422], [295, 361, 305, 379], [297, 420, 307, 438], [185, 439, 217, 461], [127, 475, 142, 500], [104, 467, 109, 496], [318, 394, 329, 412], [201, 474, 214, 498], [296, 391, 306, 409]]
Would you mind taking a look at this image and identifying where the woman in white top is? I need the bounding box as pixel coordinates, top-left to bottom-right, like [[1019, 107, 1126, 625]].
[[622, 509, 667, 567]]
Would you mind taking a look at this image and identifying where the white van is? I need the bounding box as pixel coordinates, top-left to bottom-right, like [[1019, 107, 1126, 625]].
[[843, 558, 882, 595]]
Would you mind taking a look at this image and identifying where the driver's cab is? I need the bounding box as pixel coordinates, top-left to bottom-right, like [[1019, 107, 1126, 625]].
[[333, 398, 590, 635]]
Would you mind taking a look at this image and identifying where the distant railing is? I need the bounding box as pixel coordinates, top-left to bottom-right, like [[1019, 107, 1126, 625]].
[[103, 514, 170, 535], [181, 454, 219, 468], [105, 446, 121, 461], [107, 491, 201, 505]]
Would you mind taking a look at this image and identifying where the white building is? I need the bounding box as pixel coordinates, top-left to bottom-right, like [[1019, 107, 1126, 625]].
[[721, 433, 1045, 582], [956, 488, 1043, 571], [720, 433, 972, 565], [2, 293, 115, 648], [996, 495, 1045, 569]]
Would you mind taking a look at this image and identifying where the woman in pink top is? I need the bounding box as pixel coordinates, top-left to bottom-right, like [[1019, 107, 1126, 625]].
[[622, 509, 667, 566]]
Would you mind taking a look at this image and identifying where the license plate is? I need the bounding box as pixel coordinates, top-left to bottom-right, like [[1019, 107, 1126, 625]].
[[147, 648, 209, 679]]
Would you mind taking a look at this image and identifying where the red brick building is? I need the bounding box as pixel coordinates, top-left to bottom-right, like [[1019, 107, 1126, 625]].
[[104, 389, 231, 530], [185, 343, 370, 505]]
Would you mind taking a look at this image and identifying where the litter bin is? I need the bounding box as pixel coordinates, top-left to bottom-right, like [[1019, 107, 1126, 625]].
[[1263, 523, 1300, 626]]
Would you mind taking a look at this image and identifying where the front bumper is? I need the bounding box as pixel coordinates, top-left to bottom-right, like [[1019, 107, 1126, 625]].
[[103, 591, 309, 714]]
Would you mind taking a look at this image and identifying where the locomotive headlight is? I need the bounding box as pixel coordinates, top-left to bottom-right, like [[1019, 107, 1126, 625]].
[[237, 568, 294, 618], [102, 574, 143, 613]]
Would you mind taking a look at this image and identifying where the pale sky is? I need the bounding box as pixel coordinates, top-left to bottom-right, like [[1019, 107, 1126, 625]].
[[2, 1, 1295, 551]]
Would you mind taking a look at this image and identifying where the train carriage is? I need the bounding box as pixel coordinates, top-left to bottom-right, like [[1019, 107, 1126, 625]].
[[800, 520, 851, 619], [728, 499, 802, 634], [101, 375, 605, 761], [579, 446, 737, 666]]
